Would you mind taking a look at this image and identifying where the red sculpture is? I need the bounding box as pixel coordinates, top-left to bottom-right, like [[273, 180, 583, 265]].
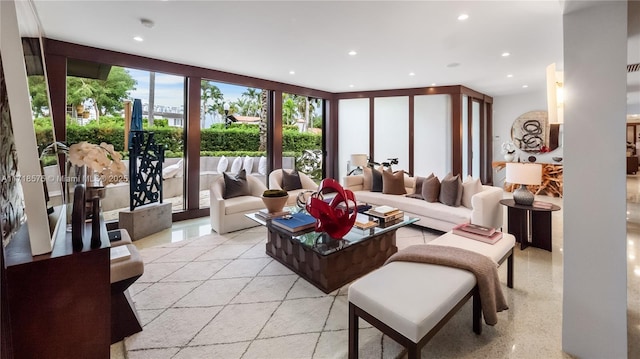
[[305, 178, 358, 239]]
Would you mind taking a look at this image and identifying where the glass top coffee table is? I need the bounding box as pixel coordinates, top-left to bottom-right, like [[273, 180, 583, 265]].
[[247, 208, 418, 293]]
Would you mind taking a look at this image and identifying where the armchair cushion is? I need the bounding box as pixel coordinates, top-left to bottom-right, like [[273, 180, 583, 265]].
[[223, 169, 250, 199], [282, 169, 303, 191]]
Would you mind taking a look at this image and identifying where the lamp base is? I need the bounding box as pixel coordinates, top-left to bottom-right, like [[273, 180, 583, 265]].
[[513, 185, 534, 206]]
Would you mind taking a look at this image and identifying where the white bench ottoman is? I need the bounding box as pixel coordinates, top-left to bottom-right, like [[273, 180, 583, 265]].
[[348, 232, 515, 359]]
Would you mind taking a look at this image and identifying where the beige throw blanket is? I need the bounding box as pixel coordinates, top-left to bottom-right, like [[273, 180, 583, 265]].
[[384, 245, 508, 325]]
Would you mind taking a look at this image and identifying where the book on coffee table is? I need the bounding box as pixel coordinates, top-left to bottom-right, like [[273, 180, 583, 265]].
[[271, 212, 316, 234], [456, 223, 496, 236]]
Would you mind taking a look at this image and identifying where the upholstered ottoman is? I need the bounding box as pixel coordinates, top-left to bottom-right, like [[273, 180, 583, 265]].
[[348, 232, 515, 359]]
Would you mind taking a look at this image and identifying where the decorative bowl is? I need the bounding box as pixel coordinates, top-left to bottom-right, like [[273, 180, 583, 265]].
[[261, 194, 289, 213]]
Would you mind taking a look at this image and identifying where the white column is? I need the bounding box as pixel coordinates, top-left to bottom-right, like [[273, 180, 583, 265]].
[[562, 2, 628, 358]]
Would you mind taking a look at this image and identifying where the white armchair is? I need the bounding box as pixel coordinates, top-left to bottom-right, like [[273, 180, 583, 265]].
[[210, 174, 268, 234], [268, 169, 318, 205]]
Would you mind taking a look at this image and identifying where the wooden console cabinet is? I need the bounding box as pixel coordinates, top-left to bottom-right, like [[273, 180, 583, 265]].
[[2, 219, 110, 358]]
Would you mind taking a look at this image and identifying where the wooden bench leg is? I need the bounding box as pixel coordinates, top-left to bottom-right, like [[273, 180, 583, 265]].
[[349, 302, 358, 359], [473, 290, 482, 335], [407, 344, 420, 359]]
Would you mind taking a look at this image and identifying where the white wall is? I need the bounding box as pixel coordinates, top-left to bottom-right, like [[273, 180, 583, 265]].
[[374, 97, 409, 171], [338, 98, 369, 181], [492, 88, 562, 186], [413, 94, 451, 178], [562, 2, 628, 357]]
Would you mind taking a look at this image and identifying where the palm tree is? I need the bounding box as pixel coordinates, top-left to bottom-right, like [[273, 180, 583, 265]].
[[282, 95, 298, 125], [241, 88, 261, 117], [201, 81, 223, 126], [259, 89, 267, 151]]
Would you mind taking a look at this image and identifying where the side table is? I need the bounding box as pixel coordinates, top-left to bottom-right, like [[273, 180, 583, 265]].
[[499, 199, 561, 252]]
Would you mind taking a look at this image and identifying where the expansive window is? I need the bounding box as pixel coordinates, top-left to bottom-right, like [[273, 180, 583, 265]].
[[199, 80, 267, 208], [282, 92, 323, 181]]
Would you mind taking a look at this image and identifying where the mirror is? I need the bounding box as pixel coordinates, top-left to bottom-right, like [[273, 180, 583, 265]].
[[511, 110, 561, 153]]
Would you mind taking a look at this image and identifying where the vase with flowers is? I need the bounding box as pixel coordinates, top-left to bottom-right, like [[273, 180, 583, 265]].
[[501, 141, 516, 162], [67, 141, 127, 249]]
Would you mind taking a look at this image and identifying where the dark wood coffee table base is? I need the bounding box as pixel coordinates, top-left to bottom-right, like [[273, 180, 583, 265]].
[[265, 229, 398, 293]]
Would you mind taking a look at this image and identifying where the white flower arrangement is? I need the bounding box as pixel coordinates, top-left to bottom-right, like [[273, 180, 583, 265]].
[[68, 141, 127, 186], [501, 141, 516, 155]]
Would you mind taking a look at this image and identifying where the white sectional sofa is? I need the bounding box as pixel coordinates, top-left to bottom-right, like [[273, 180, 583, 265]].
[[343, 175, 503, 232]]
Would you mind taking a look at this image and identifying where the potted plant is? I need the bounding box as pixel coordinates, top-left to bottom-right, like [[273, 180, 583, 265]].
[[261, 189, 289, 213]]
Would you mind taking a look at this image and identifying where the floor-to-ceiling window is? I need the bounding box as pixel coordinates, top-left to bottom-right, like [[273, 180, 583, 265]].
[[282, 92, 323, 181]]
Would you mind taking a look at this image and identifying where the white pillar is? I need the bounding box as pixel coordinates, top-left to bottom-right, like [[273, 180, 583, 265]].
[[562, 2, 628, 358]]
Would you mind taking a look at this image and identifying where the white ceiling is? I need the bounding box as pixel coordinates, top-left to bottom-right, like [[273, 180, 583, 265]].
[[16, 1, 640, 113]]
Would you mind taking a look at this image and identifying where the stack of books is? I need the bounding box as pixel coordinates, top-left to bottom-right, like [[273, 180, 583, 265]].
[[255, 209, 291, 221], [452, 223, 503, 244], [364, 205, 404, 226], [271, 212, 316, 234]]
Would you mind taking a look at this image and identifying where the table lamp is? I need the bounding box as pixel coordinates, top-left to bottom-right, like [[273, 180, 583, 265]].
[[349, 154, 368, 175], [506, 163, 542, 205]]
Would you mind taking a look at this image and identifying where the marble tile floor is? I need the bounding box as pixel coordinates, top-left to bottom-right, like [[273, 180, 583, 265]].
[[110, 188, 640, 359]]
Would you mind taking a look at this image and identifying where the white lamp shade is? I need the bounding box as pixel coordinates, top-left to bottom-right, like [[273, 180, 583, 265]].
[[350, 154, 368, 167], [506, 163, 542, 185]]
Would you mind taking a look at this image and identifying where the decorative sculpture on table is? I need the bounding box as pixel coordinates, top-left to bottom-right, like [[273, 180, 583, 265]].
[[129, 131, 165, 211], [305, 178, 357, 239]]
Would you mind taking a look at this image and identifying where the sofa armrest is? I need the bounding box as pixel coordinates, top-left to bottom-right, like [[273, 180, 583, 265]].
[[343, 175, 364, 191], [470, 185, 504, 229]]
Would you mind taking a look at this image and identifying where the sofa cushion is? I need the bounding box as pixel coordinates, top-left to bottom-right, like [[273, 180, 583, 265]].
[[224, 196, 265, 215], [258, 156, 267, 175], [421, 175, 440, 202], [439, 173, 462, 207], [462, 176, 483, 209], [162, 159, 183, 179], [243, 156, 255, 174], [382, 170, 406, 195], [217, 156, 229, 173], [282, 169, 303, 191], [230, 157, 243, 174], [371, 166, 383, 192], [354, 190, 471, 225], [223, 169, 250, 199]]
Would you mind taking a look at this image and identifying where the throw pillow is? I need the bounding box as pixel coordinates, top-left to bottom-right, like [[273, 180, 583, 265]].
[[412, 173, 434, 197], [462, 175, 483, 209], [243, 156, 255, 174], [371, 166, 384, 192], [217, 156, 229, 173], [362, 167, 372, 190], [223, 169, 250, 199], [382, 169, 406, 195], [421, 175, 441, 202], [230, 157, 243, 174], [162, 159, 183, 179], [258, 156, 267, 175], [282, 169, 303, 191], [439, 173, 462, 207]]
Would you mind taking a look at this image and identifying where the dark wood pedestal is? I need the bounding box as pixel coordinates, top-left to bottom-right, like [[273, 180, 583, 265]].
[[265, 228, 398, 293], [500, 199, 561, 252]]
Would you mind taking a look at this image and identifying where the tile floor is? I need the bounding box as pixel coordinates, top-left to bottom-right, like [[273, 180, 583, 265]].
[[109, 185, 640, 358]]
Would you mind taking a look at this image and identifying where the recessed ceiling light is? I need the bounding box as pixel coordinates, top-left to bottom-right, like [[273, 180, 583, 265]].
[[431, 83, 437, 86], [501, 52, 510, 57], [133, 36, 144, 42], [457, 14, 469, 21], [447, 62, 460, 68], [507, 74, 513, 78], [349, 84, 355, 88], [522, 85, 529, 88], [348, 50, 357, 56], [409, 72, 415, 76], [289, 70, 295, 75], [140, 18, 155, 28]]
